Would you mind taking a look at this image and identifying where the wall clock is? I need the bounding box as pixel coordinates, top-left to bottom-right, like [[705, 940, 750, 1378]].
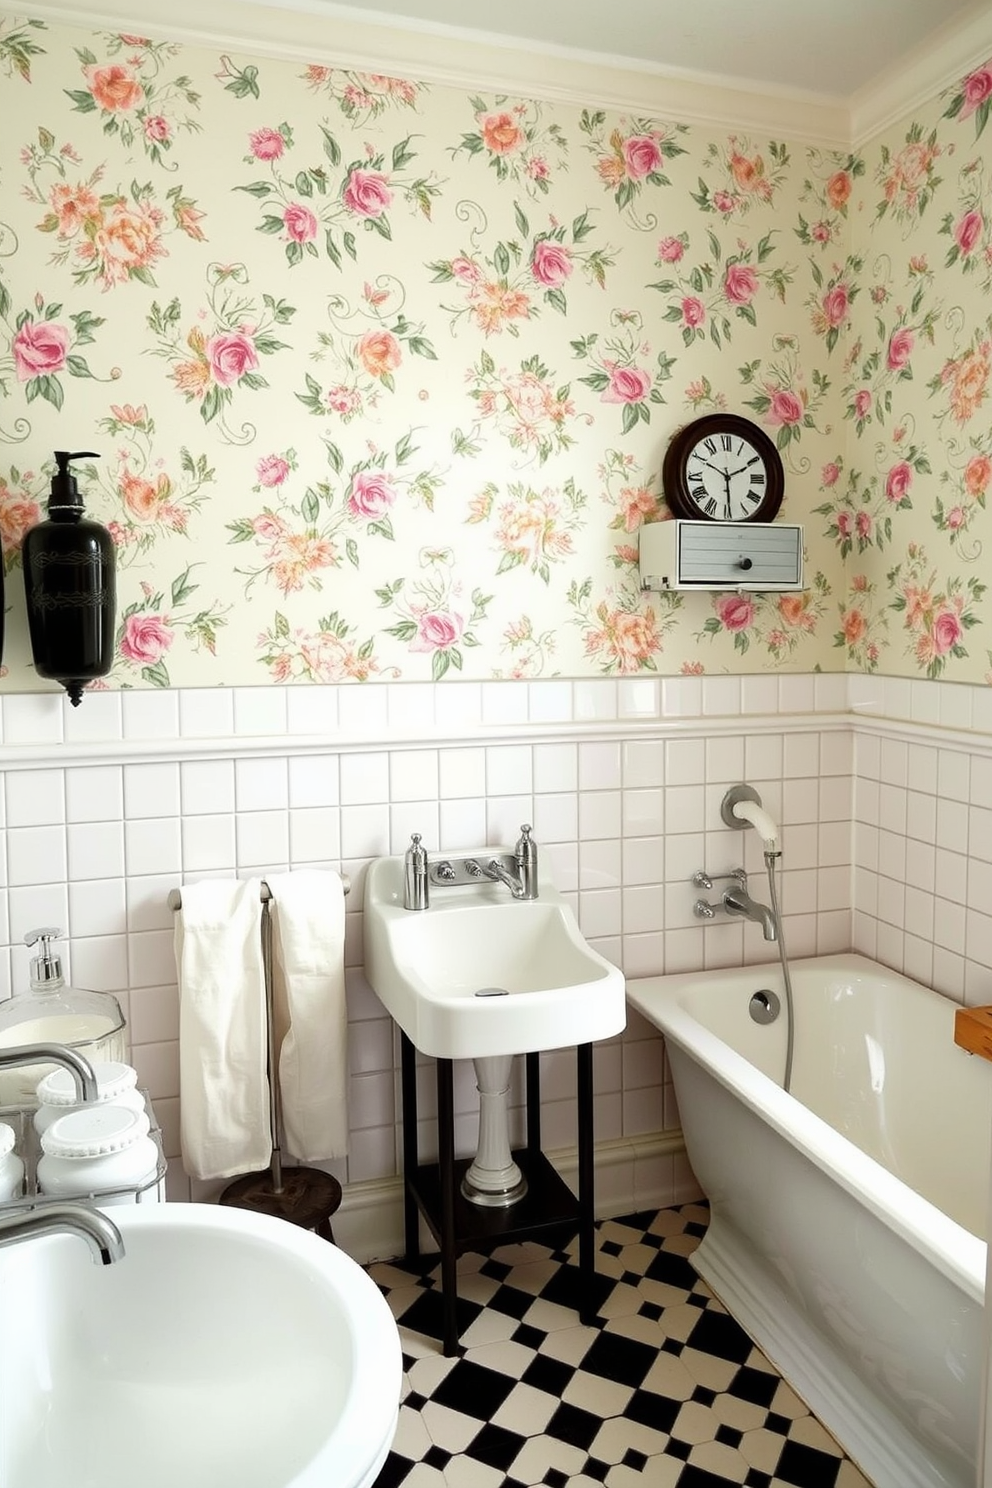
[[662, 413, 785, 524]]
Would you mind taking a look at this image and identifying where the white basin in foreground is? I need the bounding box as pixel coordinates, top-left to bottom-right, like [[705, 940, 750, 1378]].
[[363, 854, 626, 1058], [0, 1202, 401, 1488]]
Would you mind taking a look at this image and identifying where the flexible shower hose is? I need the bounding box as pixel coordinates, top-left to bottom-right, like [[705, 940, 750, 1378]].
[[764, 848, 796, 1093]]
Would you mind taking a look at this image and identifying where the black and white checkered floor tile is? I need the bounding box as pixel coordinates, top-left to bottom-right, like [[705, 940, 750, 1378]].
[[368, 1204, 873, 1488]]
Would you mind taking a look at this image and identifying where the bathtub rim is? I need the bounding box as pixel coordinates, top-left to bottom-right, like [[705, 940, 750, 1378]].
[[625, 951, 986, 1305]]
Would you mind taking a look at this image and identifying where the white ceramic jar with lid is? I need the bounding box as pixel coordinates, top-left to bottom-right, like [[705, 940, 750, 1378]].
[[0, 1122, 25, 1201], [33, 1059, 145, 1136], [38, 1105, 161, 1205]]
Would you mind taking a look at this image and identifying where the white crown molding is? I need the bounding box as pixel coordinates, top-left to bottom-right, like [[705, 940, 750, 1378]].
[[850, 0, 992, 146], [18, 0, 851, 143]]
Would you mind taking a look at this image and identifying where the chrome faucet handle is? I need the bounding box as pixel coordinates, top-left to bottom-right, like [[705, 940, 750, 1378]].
[[403, 833, 430, 911], [693, 899, 717, 920], [514, 824, 538, 899]]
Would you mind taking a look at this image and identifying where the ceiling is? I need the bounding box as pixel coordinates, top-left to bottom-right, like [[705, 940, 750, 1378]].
[[309, 0, 984, 100]]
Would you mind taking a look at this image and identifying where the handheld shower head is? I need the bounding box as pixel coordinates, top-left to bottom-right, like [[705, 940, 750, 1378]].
[[720, 784, 780, 852], [731, 798, 780, 852]]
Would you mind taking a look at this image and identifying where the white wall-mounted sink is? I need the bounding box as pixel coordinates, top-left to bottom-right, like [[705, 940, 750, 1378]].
[[0, 1203, 401, 1488], [363, 853, 626, 1058]]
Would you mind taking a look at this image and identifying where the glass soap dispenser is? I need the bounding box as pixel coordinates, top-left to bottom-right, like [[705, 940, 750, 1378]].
[[0, 928, 127, 1107]]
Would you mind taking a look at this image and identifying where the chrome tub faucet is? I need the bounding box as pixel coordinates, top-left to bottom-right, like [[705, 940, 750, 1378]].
[[723, 880, 779, 942]]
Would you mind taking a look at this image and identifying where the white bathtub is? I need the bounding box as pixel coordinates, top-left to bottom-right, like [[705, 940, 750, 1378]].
[[626, 953, 991, 1488]]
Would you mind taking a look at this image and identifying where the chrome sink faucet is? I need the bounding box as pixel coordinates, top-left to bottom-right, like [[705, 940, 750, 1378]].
[[0, 1042, 99, 1102], [0, 1203, 125, 1265], [723, 880, 779, 942]]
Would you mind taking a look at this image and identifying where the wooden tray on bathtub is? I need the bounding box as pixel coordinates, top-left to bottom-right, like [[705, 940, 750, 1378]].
[[954, 1005, 992, 1063]]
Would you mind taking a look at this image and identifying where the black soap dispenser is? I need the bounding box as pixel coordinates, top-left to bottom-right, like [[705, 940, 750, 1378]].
[[22, 450, 116, 706]]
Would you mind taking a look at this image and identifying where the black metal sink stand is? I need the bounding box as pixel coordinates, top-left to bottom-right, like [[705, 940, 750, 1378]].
[[400, 1033, 596, 1356]]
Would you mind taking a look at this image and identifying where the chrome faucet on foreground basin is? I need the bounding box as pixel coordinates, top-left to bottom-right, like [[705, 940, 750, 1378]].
[[0, 1203, 124, 1265], [404, 825, 539, 909]]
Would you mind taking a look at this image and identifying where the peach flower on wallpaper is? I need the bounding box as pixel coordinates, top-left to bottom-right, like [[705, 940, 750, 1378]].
[[0, 469, 42, 574], [467, 352, 579, 463], [796, 153, 864, 249], [66, 37, 202, 167], [930, 323, 992, 426], [834, 576, 887, 672], [258, 612, 391, 683], [466, 477, 587, 584], [454, 97, 567, 196], [875, 125, 942, 223], [889, 546, 985, 679], [569, 579, 680, 674], [295, 282, 437, 423], [694, 137, 790, 218], [494, 615, 558, 678], [580, 114, 688, 216], [301, 67, 424, 127]]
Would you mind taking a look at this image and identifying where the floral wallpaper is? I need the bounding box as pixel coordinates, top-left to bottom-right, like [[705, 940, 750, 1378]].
[[0, 12, 988, 691]]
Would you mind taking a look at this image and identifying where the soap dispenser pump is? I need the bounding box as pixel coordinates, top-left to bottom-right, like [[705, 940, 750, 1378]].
[[22, 449, 116, 706]]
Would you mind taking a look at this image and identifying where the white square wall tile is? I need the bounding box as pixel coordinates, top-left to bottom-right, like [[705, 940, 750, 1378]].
[[533, 743, 577, 794], [235, 756, 289, 813], [387, 682, 435, 729], [529, 680, 574, 722], [438, 799, 486, 851], [486, 745, 533, 796], [179, 688, 235, 738], [66, 766, 123, 824], [617, 678, 659, 718], [63, 690, 123, 743], [121, 690, 180, 740], [125, 763, 181, 820], [5, 769, 65, 828], [390, 803, 439, 855], [125, 819, 181, 877], [622, 789, 663, 838], [665, 739, 704, 787], [578, 790, 621, 841], [532, 792, 578, 844], [235, 811, 289, 868], [286, 685, 338, 735], [390, 750, 439, 803], [7, 825, 67, 886], [439, 747, 486, 800], [2, 694, 64, 745], [340, 752, 389, 806], [182, 815, 237, 873], [288, 755, 339, 808], [622, 740, 664, 789], [579, 742, 622, 791], [232, 687, 288, 736], [290, 807, 341, 864], [181, 759, 236, 817], [69, 878, 127, 939], [573, 680, 616, 721]]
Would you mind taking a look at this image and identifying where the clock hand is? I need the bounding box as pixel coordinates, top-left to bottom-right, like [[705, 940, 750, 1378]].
[[725, 455, 762, 480]]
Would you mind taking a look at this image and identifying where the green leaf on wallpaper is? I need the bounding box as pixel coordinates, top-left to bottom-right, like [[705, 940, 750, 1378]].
[[324, 231, 341, 268], [431, 650, 451, 681], [345, 538, 359, 569], [615, 181, 635, 211], [321, 127, 340, 165], [343, 231, 357, 261], [69, 309, 103, 342], [375, 581, 403, 605], [141, 662, 170, 689], [237, 182, 272, 199], [172, 568, 198, 606], [64, 355, 92, 378], [29, 374, 63, 411], [259, 214, 284, 235], [226, 65, 259, 99], [621, 403, 643, 435], [392, 137, 416, 170], [226, 519, 254, 543], [200, 385, 224, 423], [274, 612, 290, 638], [579, 370, 609, 392], [286, 241, 303, 267], [497, 550, 527, 575], [64, 88, 95, 111], [241, 372, 267, 390], [368, 516, 395, 540], [301, 489, 320, 525], [407, 336, 437, 360], [324, 441, 343, 474], [385, 619, 417, 641], [366, 216, 392, 241], [513, 203, 529, 238], [546, 288, 567, 316], [706, 230, 721, 262]]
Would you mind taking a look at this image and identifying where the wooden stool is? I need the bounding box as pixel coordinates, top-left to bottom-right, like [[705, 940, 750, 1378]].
[[220, 1166, 342, 1243]]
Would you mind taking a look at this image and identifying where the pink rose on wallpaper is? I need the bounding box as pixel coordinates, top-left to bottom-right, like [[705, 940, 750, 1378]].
[[326, 385, 361, 416], [143, 115, 169, 142], [206, 331, 259, 387], [960, 65, 992, 118], [821, 462, 840, 486], [681, 296, 706, 328], [622, 135, 662, 179], [530, 240, 573, 287], [823, 284, 849, 326], [947, 506, 966, 529], [855, 512, 872, 539], [887, 328, 914, 370], [723, 263, 758, 305], [842, 609, 866, 645], [965, 454, 992, 494], [933, 608, 963, 655], [342, 169, 392, 217], [657, 236, 684, 263], [812, 221, 832, 244], [13, 320, 69, 380], [283, 203, 317, 242], [256, 455, 290, 488], [715, 594, 754, 632], [885, 461, 913, 502], [713, 191, 737, 214], [120, 614, 173, 664], [451, 255, 481, 283], [955, 210, 984, 255], [602, 365, 652, 404], [854, 389, 872, 418], [767, 389, 803, 426], [250, 127, 285, 161], [347, 470, 397, 519], [411, 611, 463, 651], [836, 511, 853, 537]]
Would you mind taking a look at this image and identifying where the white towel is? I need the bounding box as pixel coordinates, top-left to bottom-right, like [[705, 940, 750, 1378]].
[[174, 878, 272, 1181], [267, 870, 349, 1161]]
